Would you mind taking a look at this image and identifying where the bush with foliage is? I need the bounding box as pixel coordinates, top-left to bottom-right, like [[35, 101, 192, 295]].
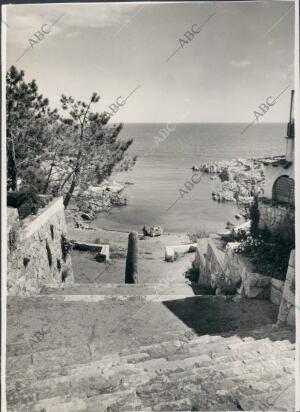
[[219, 168, 230, 182], [249, 196, 260, 237], [235, 219, 294, 280], [188, 229, 210, 243]]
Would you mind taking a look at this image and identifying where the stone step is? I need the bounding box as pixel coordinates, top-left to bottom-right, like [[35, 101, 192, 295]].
[[6, 334, 242, 382], [7, 336, 294, 409], [8, 294, 282, 360], [36, 293, 197, 302], [3, 329, 260, 370], [8, 351, 294, 412], [40, 283, 196, 302], [42, 282, 195, 295], [7, 292, 294, 411], [233, 376, 295, 411], [7, 322, 294, 370], [44, 282, 194, 289], [7, 325, 294, 381], [128, 362, 294, 410], [12, 389, 142, 412]]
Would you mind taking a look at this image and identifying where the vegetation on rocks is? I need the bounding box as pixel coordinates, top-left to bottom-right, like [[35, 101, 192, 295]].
[[6, 66, 136, 219], [188, 229, 210, 243], [7, 191, 53, 219], [235, 200, 294, 280], [61, 235, 73, 261]]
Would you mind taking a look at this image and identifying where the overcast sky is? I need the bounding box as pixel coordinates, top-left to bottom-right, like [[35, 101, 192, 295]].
[[5, 1, 295, 123]]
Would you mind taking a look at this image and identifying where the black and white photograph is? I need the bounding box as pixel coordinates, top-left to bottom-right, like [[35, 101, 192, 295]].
[[1, 1, 299, 411]]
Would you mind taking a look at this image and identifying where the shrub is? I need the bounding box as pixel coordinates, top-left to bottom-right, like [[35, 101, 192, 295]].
[[249, 196, 260, 237], [188, 229, 210, 243], [219, 168, 230, 182], [236, 220, 294, 280], [61, 235, 72, 261]]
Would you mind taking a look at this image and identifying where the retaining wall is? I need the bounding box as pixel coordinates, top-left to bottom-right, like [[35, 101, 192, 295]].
[[7, 197, 74, 296], [195, 238, 254, 295], [193, 239, 294, 321]]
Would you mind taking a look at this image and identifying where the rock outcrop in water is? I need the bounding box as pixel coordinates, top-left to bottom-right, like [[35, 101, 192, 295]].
[[65, 180, 128, 228], [195, 156, 284, 204]]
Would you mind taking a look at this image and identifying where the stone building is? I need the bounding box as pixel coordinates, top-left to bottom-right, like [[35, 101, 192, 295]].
[[258, 90, 295, 230]]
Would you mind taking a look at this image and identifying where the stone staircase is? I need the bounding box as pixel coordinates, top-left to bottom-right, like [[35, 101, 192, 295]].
[[40, 282, 197, 301], [6, 282, 295, 411]]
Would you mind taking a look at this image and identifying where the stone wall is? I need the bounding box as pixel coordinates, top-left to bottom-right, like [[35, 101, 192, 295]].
[[258, 202, 294, 232], [193, 238, 209, 284], [194, 238, 226, 291], [277, 250, 295, 326], [7, 197, 74, 296], [195, 238, 254, 295], [270, 278, 284, 306], [193, 238, 289, 306]]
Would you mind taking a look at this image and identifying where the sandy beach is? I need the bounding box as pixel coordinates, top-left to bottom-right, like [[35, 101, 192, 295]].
[[67, 220, 196, 286]]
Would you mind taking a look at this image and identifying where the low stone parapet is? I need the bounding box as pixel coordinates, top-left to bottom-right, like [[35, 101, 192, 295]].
[[72, 240, 110, 261], [165, 243, 197, 262]]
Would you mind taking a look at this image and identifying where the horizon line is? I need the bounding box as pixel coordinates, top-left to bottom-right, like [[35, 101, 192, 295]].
[[112, 121, 286, 124]]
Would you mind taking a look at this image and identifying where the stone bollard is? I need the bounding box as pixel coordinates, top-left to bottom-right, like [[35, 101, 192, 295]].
[[125, 231, 139, 284]]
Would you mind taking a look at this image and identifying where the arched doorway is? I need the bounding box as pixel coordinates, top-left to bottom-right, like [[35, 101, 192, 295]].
[[272, 175, 295, 204]]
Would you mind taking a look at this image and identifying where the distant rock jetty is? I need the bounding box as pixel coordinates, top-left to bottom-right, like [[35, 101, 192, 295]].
[[192, 156, 284, 204]]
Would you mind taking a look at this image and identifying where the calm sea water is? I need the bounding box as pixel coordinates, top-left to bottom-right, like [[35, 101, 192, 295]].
[[94, 123, 286, 233]]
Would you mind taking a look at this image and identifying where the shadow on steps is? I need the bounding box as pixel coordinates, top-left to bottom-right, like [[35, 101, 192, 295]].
[[162, 296, 295, 343]]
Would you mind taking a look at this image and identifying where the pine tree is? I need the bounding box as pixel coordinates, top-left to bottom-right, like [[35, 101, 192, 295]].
[[59, 94, 135, 209], [6, 66, 136, 204], [6, 66, 59, 191]]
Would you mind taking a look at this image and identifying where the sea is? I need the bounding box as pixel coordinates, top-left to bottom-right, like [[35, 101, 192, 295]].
[[93, 123, 286, 234]]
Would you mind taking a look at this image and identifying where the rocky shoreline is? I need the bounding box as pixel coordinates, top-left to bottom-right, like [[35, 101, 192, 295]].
[[192, 156, 284, 205], [65, 180, 129, 229]]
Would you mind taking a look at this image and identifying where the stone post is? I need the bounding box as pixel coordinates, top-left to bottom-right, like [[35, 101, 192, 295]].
[[125, 231, 139, 284]]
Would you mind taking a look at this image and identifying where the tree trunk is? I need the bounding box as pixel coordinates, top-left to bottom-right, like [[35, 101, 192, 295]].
[[8, 139, 18, 191], [43, 150, 57, 194], [63, 173, 78, 209], [60, 171, 73, 191]]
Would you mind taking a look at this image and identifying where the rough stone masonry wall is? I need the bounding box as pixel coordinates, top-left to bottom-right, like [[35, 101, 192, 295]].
[[277, 249, 295, 326], [258, 202, 294, 232], [7, 197, 74, 296], [195, 238, 242, 294], [194, 238, 287, 305]]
